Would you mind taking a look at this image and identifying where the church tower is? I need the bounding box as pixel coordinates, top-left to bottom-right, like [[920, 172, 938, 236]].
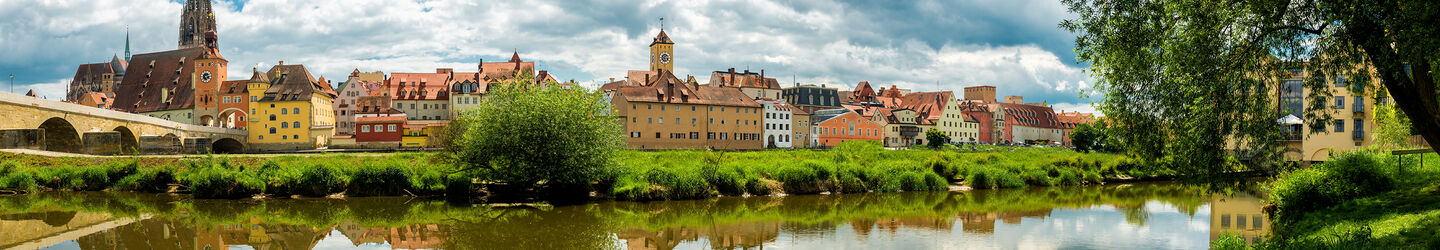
[[179, 0, 218, 50], [649, 22, 674, 73]]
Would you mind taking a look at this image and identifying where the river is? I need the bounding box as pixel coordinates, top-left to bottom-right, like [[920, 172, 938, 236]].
[[0, 182, 1267, 250]]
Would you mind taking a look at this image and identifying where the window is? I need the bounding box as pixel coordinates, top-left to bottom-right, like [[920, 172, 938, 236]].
[[1335, 96, 1345, 109], [389, 125, 397, 132], [293, 122, 301, 128], [655, 132, 661, 138], [281, 109, 287, 114], [282, 135, 288, 139], [1334, 119, 1345, 132], [362, 125, 370, 132], [691, 106, 696, 111], [293, 108, 300, 114], [1336, 74, 1347, 87], [659, 118, 664, 124], [281, 122, 289, 128], [269, 127, 276, 134], [692, 118, 697, 125], [411, 104, 416, 109], [269, 115, 276, 121]]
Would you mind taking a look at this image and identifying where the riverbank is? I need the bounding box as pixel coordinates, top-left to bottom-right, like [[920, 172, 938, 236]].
[[1214, 149, 1440, 249], [0, 143, 1188, 201]]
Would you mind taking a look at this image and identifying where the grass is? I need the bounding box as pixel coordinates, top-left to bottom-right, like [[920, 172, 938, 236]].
[[1216, 148, 1440, 249], [0, 141, 1147, 201]]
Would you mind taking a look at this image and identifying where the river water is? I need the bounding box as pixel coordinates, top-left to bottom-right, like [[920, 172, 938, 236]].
[[1, 182, 1267, 250]]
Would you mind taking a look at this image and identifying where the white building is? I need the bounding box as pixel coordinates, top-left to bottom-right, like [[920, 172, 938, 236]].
[[759, 98, 794, 148]]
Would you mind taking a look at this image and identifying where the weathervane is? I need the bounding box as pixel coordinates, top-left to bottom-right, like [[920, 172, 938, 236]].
[[660, 17, 665, 31]]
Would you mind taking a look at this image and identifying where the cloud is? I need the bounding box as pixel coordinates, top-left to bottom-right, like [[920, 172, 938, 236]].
[[0, 0, 1097, 109]]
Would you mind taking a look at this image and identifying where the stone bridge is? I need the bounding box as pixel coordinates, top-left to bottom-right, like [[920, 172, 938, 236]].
[[0, 92, 247, 154]]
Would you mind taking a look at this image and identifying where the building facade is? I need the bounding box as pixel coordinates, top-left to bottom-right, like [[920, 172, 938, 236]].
[[811, 108, 883, 147], [246, 64, 337, 151], [781, 84, 842, 113], [792, 108, 812, 148], [387, 70, 452, 121], [334, 70, 384, 135], [758, 98, 794, 148], [67, 56, 127, 102], [997, 103, 1065, 145]]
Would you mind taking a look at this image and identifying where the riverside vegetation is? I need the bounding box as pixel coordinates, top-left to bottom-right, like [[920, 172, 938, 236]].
[[1213, 149, 1440, 249], [0, 142, 1170, 201]]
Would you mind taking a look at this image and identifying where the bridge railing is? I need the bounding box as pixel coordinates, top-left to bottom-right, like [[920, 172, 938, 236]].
[[0, 92, 245, 136]]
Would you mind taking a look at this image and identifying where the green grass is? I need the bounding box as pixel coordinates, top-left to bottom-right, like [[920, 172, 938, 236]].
[[1219, 149, 1440, 249]]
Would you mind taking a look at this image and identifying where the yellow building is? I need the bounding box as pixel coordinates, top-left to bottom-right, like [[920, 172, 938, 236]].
[[1276, 68, 1381, 162], [246, 63, 337, 151]]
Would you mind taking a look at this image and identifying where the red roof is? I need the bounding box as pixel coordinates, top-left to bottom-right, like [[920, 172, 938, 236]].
[[1000, 103, 1061, 128], [357, 115, 407, 123]]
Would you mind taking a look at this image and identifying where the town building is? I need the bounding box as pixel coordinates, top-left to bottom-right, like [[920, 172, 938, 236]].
[[959, 100, 996, 143], [216, 79, 248, 129], [448, 52, 549, 118], [76, 92, 113, 109], [758, 98, 794, 148], [708, 68, 783, 100], [792, 108, 813, 148], [601, 28, 765, 150], [334, 69, 385, 135], [246, 64, 337, 151], [781, 84, 842, 113], [355, 115, 404, 145], [387, 69, 453, 122], [810, 108, 883, 147], [897, 91, 975, 143], [997, 103, 1066, 145], [1273, 68, 1379, 162], [964, 86, 997, 103]]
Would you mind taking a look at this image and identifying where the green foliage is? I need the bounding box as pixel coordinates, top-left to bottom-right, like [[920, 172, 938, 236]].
[[1373, 103, 1416, 149], [1070, 122, 1111, 153], [925, 128, 950, 148], [1267, 151, 1395, 222], [442, 74, 623, 191], [113, 166, 176, 192]]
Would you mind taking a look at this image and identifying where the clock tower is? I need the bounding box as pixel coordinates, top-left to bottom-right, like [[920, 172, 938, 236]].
[[649, 27, 674, 73]]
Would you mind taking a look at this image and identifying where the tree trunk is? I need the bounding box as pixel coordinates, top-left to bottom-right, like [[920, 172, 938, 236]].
[[1347, 14, 1440, 151]]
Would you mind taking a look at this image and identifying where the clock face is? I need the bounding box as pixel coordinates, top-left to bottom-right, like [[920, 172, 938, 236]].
[[201, 71, 213, 83], [659, 52, 671, 64]]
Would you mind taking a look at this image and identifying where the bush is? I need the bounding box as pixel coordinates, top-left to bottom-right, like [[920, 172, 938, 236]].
[[181, 166, 264, 199], [295, 164, 348, 197], [113, 167, 176, 192], [704, 163, 748, 196], [348, 163, 412, 196], [0, 172, 36, 193], [1267, 151, 1397, 222], [745, 177, 781, 196], [442, 78, 623, 194], [923, 172, 949, 191], [645, 167, 712, 200], [774, 165, 822, 194]]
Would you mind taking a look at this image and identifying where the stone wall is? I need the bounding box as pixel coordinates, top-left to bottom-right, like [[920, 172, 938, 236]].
[[81, 131, 123, 155], [0, 129, 44, 150]]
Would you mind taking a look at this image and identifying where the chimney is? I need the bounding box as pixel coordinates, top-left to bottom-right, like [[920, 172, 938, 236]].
[[761, 69, 765, 80], [278, 60, 284, 65]]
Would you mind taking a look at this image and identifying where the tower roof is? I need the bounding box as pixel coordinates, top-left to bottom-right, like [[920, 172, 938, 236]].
[[248, 68, 270, 83], [652, 30, 673, 45], [509, 50, 522, 63]]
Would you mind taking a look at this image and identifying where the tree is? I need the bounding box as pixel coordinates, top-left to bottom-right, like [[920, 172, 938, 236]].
[[925, 128, 950, 149], [1374, 101, 1416, 149], [1062, 0, 1440, 175], [1071, 123, 1103, 153], [440, 72, 623, 195]]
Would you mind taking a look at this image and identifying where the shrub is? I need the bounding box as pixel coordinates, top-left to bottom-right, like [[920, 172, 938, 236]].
[[1316, 152, 1394, 194], [745, 177, 781, 196], [295, 164, 348, 197], [1268, 151, 1397, 222], [704, 164, 748, 196], [348, 163, 412, 196], [113, 167, 176, 192], [923, 172, 949, 191], [775, 165, 822, 194], [181, 166, 264, 199], [0, 172, 36, 193], [645, 167, 712, 200], [1021, 169, 1054, 186]]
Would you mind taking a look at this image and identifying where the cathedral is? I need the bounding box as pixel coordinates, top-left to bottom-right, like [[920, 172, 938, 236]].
[[106, 0, 230, 126]]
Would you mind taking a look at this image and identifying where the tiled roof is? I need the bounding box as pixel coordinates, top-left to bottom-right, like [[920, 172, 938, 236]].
[[357, 115, 407, 123], [1000, 103, 1061, 128], [112, 48, 211, 113], [388, 72, 451, 101], [897, 91, 954, 121], [220, 80, 247, 94], [612, 70, 760, 108], [707, 69, 781, 89], [259, 64, 331, 102], [652, 30, 673, 45]]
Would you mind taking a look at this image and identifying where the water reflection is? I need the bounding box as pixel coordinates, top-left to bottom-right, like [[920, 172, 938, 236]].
[[0, 182, 1267, 250]]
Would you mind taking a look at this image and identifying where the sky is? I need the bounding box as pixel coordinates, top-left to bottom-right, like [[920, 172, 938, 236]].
[[0, 0, 1100, 114]]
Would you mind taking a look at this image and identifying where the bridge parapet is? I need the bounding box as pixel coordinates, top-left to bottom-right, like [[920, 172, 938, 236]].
[[0, 92, 246, 154]]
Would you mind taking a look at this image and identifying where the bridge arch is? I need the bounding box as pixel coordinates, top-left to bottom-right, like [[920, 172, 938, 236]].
[[210, 138, 244, 154], [199, 115, 216, 127], [218, 108, 247, 129], [39, 117, 82, 153], [112, 126, 139, 154]]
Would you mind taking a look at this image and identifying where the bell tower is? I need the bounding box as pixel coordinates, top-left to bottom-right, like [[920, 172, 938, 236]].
[[179, 0, 218, 50], [649, 18, 674, 73]]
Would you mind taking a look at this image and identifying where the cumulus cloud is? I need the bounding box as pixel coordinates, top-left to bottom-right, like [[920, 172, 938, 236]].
[[0, 0, 1098, 110]]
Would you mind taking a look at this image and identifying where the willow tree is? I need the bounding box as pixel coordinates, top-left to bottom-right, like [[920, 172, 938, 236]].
[[1062, 0, 1439, 174]]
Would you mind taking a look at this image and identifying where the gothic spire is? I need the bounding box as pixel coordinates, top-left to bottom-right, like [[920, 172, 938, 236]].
[[124, 26, 131, 61], [178, 0, 217, 50]]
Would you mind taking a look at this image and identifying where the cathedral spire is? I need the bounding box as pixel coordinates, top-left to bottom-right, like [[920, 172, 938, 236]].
[[124, 26, 131, 61], [178, 0, 217, 50]]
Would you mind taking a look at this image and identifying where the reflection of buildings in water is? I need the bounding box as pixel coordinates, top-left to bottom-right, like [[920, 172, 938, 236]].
[[957, 210, 1053, 234], [616, 221, 779, 250], [1210, 193, 1270, 244], [73, 217, 200, 250], [851, 217, 954, 238], [210, 218, 332, 250], [333, 221, 450, 249], [0, 211, 137, 249]]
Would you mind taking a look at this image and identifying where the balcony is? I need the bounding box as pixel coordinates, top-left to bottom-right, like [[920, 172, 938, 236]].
[[1353, 102, 1365, 113], [1279, 132, 1303, 142], [1353, 130, 1365, 141], [899, 126, 921, 137]]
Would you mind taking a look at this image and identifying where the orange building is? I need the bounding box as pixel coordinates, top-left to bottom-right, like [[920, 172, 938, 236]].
[[810, 108, 883, 147], [217, 79, 249, 129]]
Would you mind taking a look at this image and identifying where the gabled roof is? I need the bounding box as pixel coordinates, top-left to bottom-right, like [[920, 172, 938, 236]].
[[259, 64, 331, 102], [112, 47, 210, 113], [898, 91, 954, 121], [220, 80, 247, 94], [999, 103, 1061, 128], [611, 70, 760, 108], [388, 71, 451, 101], [707, 69, 781, 90]]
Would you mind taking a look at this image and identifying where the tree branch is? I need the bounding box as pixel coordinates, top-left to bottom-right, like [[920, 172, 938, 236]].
[[1275, 22, 1329, 35]]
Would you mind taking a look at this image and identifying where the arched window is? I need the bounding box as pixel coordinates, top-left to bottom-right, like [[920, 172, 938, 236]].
[[281, 122, 288, 128], [269, 127, 276, 134], [293, 108, 300, 114], [269, 114, 276, 121], [293, 122, 300, 128]]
